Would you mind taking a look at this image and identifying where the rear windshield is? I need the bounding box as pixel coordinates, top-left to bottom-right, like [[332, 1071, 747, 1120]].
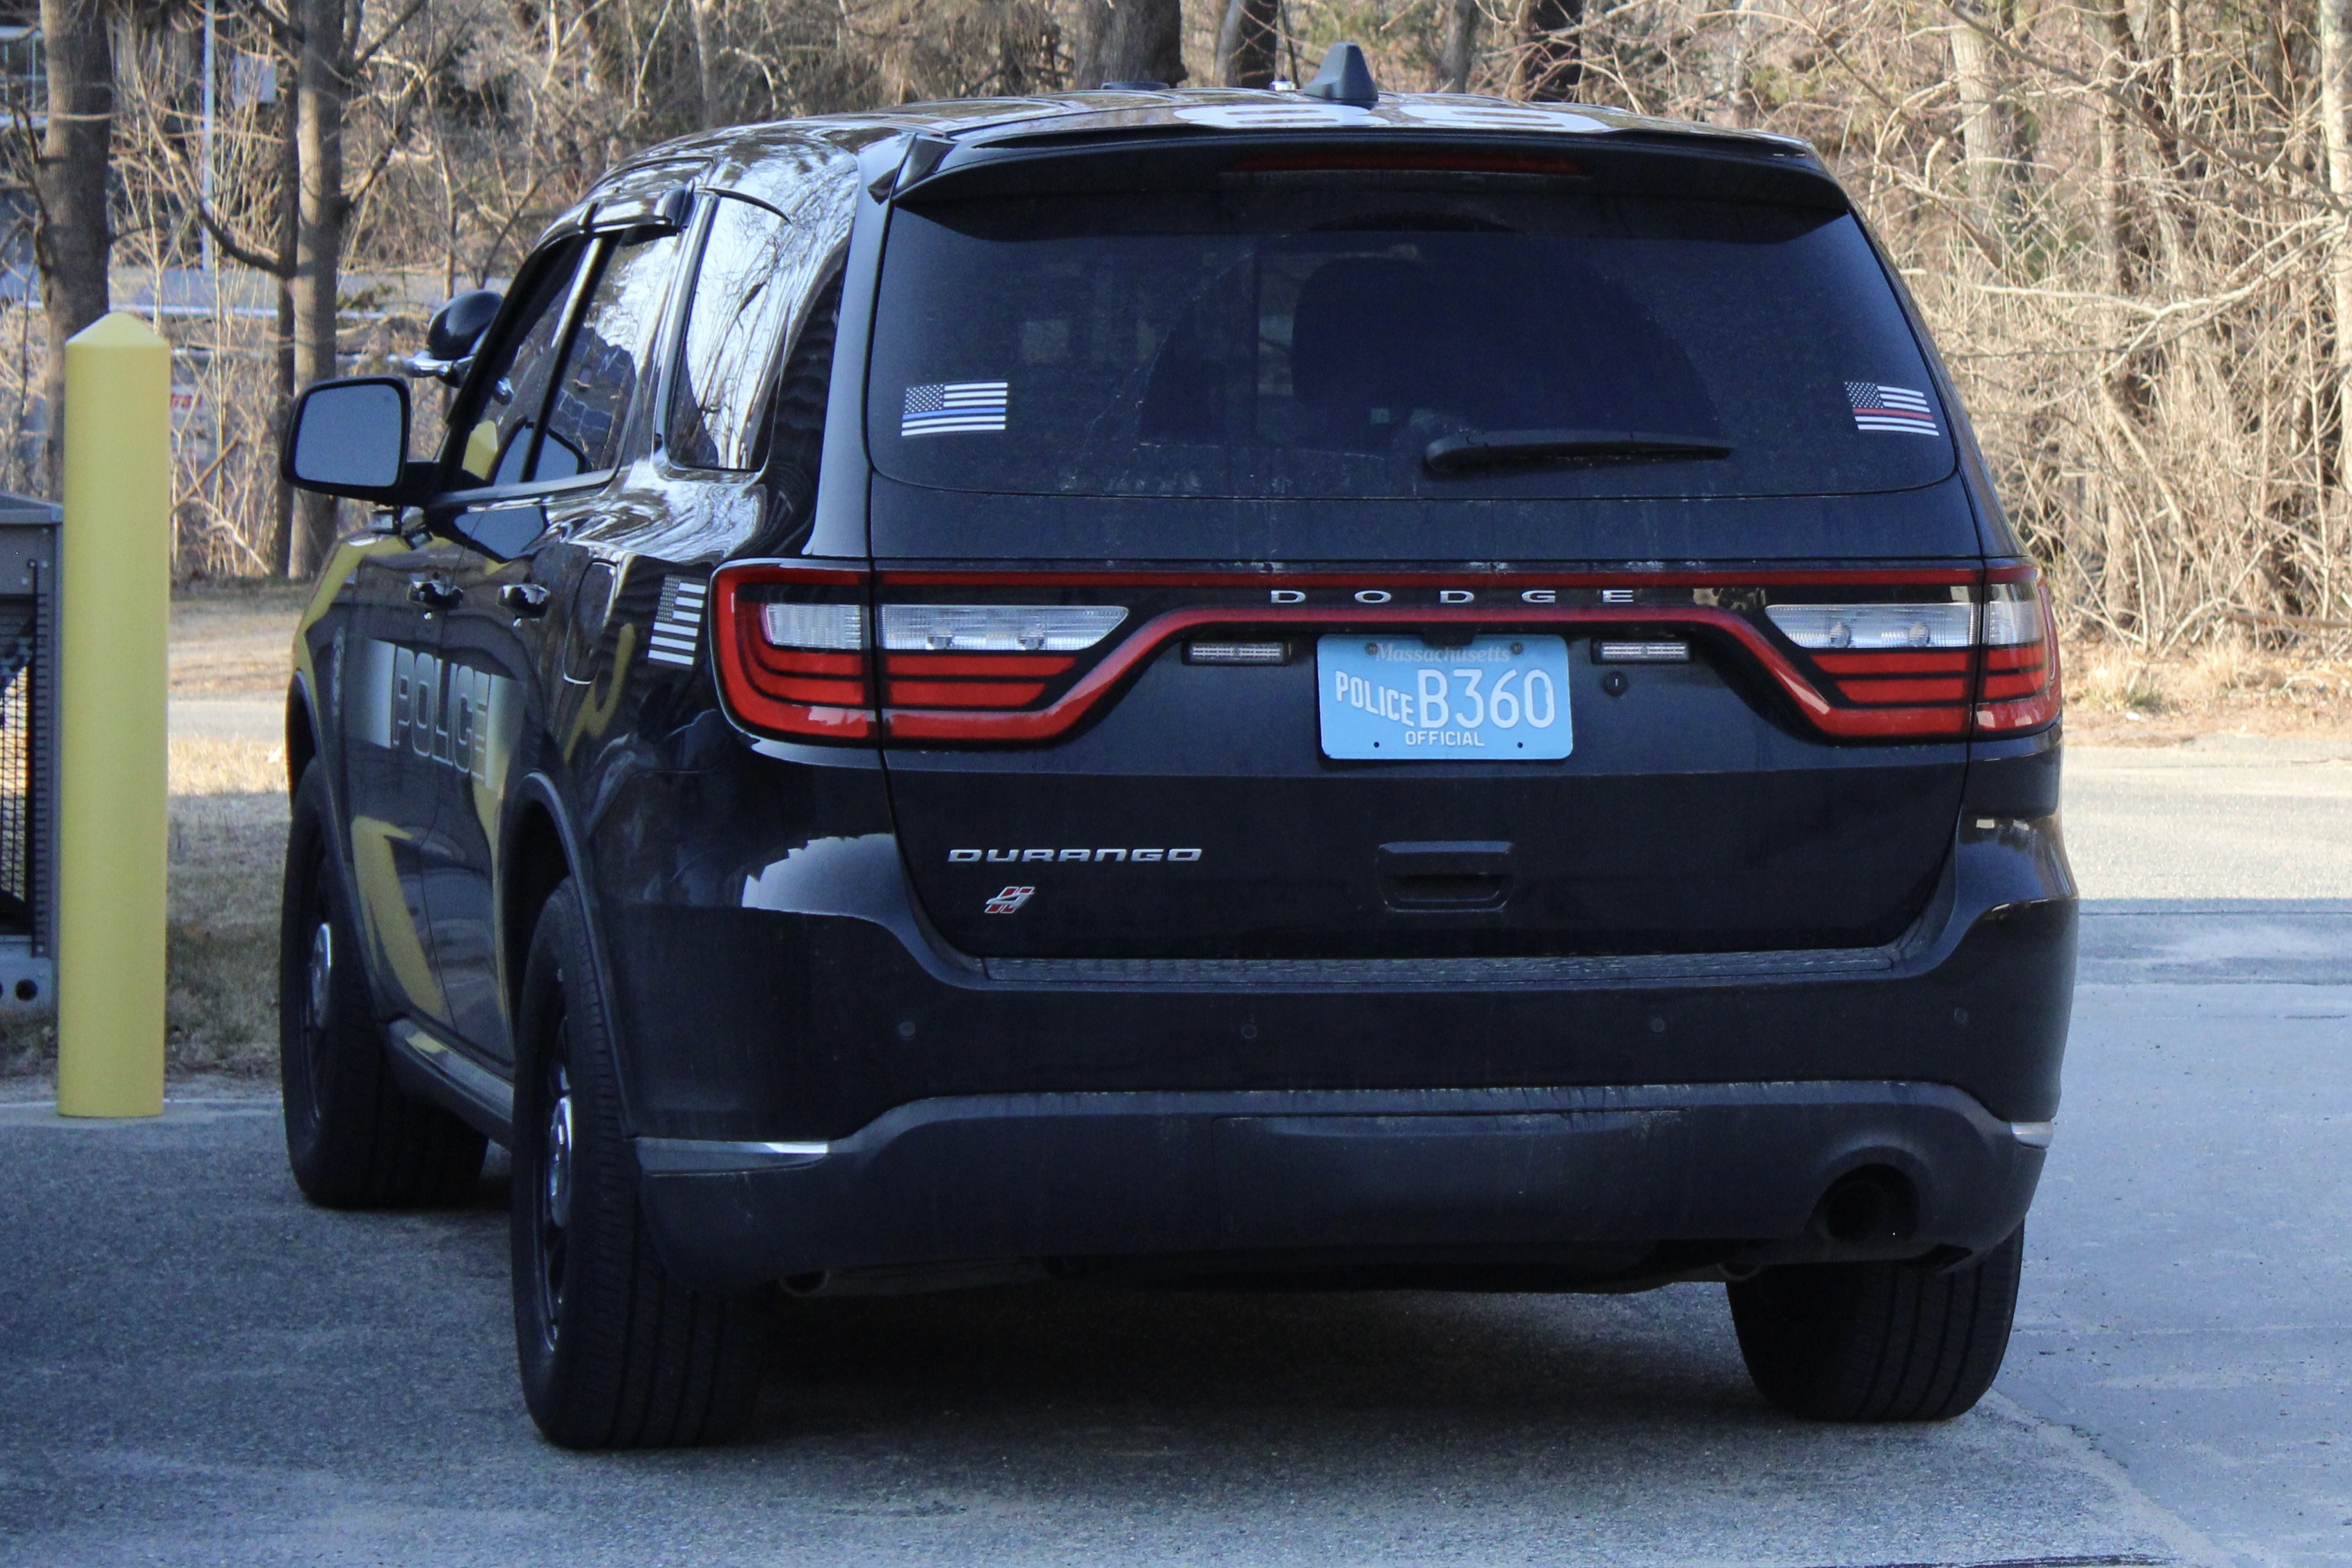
[[866, 188, 1955, 501]]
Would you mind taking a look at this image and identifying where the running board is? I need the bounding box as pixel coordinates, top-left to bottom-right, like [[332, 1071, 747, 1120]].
[[387, 1017, 514, 1142]]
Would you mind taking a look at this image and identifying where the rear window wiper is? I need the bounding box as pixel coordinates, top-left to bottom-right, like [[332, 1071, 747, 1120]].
[[1423, 428, 1733, 474]]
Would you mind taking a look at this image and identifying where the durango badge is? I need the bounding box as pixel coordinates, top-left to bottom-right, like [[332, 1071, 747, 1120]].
[[983, 885, 1037, 914], [949, 848, 1202, 864]]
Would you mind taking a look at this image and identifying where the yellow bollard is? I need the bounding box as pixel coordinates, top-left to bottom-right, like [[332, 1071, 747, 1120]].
[[54, 313, 170, 1119]]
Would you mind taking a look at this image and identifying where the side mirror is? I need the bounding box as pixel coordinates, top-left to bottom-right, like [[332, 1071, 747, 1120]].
[[283, 377, 419, 503], [405, 289, 503, 386], [428, 289, 503, 360]]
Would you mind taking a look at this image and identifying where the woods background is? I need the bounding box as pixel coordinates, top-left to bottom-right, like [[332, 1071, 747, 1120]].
[[3, 0, 2350, 660]]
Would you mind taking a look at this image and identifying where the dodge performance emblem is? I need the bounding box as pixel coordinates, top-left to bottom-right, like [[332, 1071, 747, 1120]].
[[983, 885, 1037, 914]]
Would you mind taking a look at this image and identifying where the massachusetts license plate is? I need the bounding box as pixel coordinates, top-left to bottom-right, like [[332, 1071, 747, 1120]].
[[1316, 635, 1573, 760]]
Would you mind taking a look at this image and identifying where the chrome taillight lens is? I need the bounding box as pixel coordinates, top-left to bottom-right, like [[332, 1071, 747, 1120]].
[[1764, 602, 1976, 650], [878, 604, 1127, 653], [759, 601, 864, 652]]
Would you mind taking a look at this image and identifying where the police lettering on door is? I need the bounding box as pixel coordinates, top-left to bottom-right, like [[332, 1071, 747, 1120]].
[[352, 638, 516, 787]]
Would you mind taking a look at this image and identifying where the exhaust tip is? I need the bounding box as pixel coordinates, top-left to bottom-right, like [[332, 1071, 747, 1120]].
[[1813, 1167, 1917, 1245]]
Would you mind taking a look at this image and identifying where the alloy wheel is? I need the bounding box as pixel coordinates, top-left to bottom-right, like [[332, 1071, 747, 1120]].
[[533, 1047, 574, 1345]]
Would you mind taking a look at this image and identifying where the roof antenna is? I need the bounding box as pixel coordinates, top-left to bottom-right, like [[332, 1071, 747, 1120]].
[[1300, 41, 1378, 106]]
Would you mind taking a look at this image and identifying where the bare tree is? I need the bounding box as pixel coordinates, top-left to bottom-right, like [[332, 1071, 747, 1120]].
[[289, 0, 352, 574], [1072, 0, 1184, 89], [1215, 0, 1280, 88], [2326, 0, 2352, 524], [10, 0, 2349, 648], [1513, 0, 1581, 102], [1947, 14, 2004, 220], [1438, 0, 1479, 92], [32, 0, 113, 495]]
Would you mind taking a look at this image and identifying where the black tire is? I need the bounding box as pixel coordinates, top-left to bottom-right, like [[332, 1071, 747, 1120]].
[[1728, 1225, 2024, 1422], [280, 759, 486, 1208], [510, 878, 768, 1448]]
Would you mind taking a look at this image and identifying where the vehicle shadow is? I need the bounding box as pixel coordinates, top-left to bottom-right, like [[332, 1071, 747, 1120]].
[[472, 1156, 1781, 1460], [746, 1274, 1780, 1469]]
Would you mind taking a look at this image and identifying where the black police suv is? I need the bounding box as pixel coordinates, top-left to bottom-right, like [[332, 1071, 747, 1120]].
[[277, 45, 2073, 1448]]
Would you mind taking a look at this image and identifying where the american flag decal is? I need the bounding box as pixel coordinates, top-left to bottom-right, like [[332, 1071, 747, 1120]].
[[903, 381, 1008, 437], [1846, 381, 1940, 436], [647, 576, 707, 668]]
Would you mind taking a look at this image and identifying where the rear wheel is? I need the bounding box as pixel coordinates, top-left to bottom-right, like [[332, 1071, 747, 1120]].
[[280, 760, 485, 1208], [1727, 1225, 2024, 1421], [510, 878, 768, 1448]]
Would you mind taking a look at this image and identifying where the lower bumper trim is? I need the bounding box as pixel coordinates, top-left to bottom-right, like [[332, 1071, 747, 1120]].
[[636, 1081, 2047, 1294], [636, 1137, 828, 1174]]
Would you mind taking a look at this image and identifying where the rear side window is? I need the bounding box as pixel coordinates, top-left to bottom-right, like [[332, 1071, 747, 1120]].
[[670, 198, 798, 470], [867, 191, 1954, 501], [539, 232, 681, 480]]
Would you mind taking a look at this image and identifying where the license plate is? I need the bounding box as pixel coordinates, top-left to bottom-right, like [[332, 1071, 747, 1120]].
[[1316, 635, 1573, 760]]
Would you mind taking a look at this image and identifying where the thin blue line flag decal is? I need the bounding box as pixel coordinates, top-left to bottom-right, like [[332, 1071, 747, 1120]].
[[1845, 381, 1940, 436], [903, 381, 1008, 437]]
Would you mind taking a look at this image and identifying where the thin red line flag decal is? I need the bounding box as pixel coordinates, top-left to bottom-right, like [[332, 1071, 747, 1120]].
[[1845, 381, 1940, 436]]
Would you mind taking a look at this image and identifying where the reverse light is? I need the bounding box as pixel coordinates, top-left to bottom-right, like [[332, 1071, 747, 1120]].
[[879, 604, 1128, 652], [760, 601, 864, 651], [1764, 602, 1975, 650]]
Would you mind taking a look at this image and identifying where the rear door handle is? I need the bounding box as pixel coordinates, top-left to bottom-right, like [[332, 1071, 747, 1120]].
[[408, 575, 462, 609], [499, 583, 550, 617]]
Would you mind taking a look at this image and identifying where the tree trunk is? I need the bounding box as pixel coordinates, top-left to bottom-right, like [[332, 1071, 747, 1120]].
[[1949, 17, 2004, 220], [291, 0, 351, 576], [689, 0, 716, 128], [1514, 0, 1581, 102], [33, 0, 114, 499], [271, 71, 300, 578], [2095, 95, 2127, 298], [1214, 0, 1280, 89], [1074, 0, 1184, 89], [1438, 0, 1479, 93], [2323, 0, 2352, 600], [1717, 0, 1757, 123]]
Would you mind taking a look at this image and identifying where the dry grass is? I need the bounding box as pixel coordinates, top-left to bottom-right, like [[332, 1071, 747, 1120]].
[[171, 580, 313, 699], [3, 585, 303, 1085], [1, 757, 289, 1083], [2063, 638, 2352, 744]]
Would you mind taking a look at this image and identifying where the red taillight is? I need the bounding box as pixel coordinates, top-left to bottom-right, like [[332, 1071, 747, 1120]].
[[706, 563, 2063, 749], [875, 604, 1126, 725], [709, 563, 875, 741], [1974, 568, 2062, 733], [1764, 599, 1979, 735], [1759, 567, 2062, 738]]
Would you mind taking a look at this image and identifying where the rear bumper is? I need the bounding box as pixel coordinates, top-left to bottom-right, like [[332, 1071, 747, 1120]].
[[604, 818, 2078, 1142], [637, 1079, 2049, 1293]]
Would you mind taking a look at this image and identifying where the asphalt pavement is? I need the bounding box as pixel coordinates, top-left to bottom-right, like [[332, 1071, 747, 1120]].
[[1, 737, 2345, 1566]]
